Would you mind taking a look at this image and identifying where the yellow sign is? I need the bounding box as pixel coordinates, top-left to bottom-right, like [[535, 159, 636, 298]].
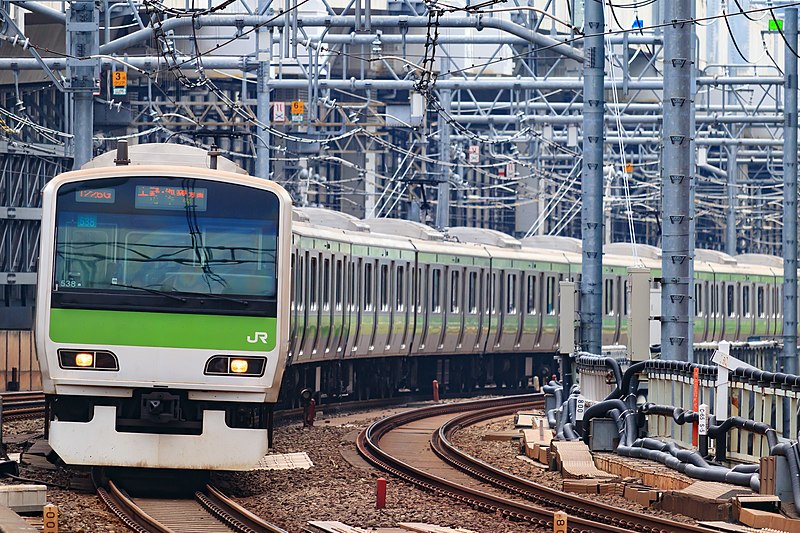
[[112, 71, 127, 87], [43, 504, 58, 533], [553, 510, 567, 533], [625, 162, 634, 174], [291, 100, 304, 114]]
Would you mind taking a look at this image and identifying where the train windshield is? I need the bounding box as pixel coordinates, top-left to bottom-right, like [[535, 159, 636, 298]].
[[52, 176, 280, 315]]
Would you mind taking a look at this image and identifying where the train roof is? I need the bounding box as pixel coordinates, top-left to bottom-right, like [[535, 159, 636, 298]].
[[291, 208, 785, 276], [81, 143, 246, 173]]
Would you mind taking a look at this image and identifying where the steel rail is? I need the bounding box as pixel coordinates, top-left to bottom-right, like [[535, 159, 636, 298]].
[[98, 479, 287, 533], [433, 403, 716, 533], [357, 395, 627, 533]]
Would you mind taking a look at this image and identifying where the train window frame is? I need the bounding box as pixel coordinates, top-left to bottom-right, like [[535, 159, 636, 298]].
[[624, 279, 630, 316], [450, 269, 460, 313], [757, 285, 765, 318], [380, 263, 389, 312], [431, 267, 442, 313], [491, 273, 498, 315], [546, 276, 556, 315], [694, 282, 703, 317], [322, 257, 331, 311], [364, 261, 373, 311], [506, 273, 517, 314], [604, 278, 614, 316], [309, 255, 319, 311], [742, 285, 751, 318], [468, 271, 478, 313], [335, 259, 343, 311], [526, 274, 536, 315], [290, 254, 296, 312], [298, 254, 306, 311], [348, 261, 356, 311], [396, 265, 405, 312], [726, 284, 735, 317]]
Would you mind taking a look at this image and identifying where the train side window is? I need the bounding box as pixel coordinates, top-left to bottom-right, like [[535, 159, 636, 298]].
[[322, 258, 331, 311], [506, 273, 517, 314], [624, 280, 630, 315], [348, 262, 356, 310], [604, 278, 614, 316], [742, 285, 750, 318], [546, 276, 555, 315], [491, 273, 498, 314], [290, 254, 296, 311], [309, 256, 318, 311], [485, 272, 491, 315], [694, 282, 702, 317], [710, 284, 717, 316], [396, 265, 405, 312], [526, 275, 536, 314], [298, 255, 305, 310], [335, 259, 343, 310], [380, 264, 389, 312], [726, 284, 735, 317], [757, 286, 765, 318], [468, 271, 478, 313], [450, 270, 460, 313], [432, 268, 442, 312], [413, 267, 420, 312], [364, 262, 373, 311]]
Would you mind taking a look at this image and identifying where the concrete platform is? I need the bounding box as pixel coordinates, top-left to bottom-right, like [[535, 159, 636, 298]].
[[0, 505, 39, 533]]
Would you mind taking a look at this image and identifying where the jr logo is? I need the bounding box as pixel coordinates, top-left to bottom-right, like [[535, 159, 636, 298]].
[[247, 331, 269, 344]]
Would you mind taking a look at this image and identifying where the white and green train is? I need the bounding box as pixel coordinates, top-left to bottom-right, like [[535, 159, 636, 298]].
[[36, 144, 292, 470], [36, 143, 788, 470]]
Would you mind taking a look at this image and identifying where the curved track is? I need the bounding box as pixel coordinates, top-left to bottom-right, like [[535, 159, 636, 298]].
[[97, 480, 288, 533], [357, 395, 717, 533]]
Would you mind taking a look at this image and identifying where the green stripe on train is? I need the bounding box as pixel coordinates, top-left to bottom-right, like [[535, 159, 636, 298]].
[[50, 308, 277, 351]]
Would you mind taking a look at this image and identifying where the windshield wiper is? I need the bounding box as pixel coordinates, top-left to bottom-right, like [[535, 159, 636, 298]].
[[170, 289, 250, 306], [109, 282, 188, 303]]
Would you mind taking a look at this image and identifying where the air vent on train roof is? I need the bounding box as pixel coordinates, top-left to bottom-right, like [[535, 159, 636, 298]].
[[605, 242, 661, 260], [294, 207, 370, 232], [81, 143, 246, 173], [520, 235, 582, 254], [447, 227, 522, 249], [362, 219, 444, 241], [735, 253, 783, 268], [695, 249, 737, 265]]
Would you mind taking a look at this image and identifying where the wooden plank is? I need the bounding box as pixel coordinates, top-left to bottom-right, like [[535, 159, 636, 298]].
[[19, 331, 31, 391]]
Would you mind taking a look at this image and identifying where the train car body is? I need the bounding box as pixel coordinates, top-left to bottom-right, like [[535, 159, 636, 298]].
[[35, 145, 292, 470]]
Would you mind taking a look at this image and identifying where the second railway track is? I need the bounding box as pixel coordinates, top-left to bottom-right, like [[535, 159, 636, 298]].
[[97, 479, 288, 533], [357, 394, 718, 533]]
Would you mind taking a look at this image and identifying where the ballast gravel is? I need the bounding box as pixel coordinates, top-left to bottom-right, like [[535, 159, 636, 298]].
[[0, 404, 700, 532]]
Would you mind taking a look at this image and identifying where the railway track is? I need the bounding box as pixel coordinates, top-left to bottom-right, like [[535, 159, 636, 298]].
[[97, 479, 288, 533], [357, 394, 717, 533], [1, 391, 45, 421]]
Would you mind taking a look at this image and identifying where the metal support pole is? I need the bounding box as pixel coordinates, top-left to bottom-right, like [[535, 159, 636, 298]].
[[784, 8, 798, 375], [67, 1, 100, 169], [256, 1, 271, 179], [661, 1, 693, 361], [726, 144, 738, 255], [436, 89, 452, 228], [579, 0, 604, 354]]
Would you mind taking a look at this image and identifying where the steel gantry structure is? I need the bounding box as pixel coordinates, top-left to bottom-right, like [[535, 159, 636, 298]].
[[0, 0, 799, 367]]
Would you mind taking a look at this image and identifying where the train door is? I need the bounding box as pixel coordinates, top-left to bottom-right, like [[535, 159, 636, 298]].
[[500, 270, 521, 352], [515, 271, 531, 350], [442, 265, 463, 353], [741, 283, 754, 339], [392, 261, 411, 353], [288, 248, 300, 358], [454, 266, 469, 352], [301, 252, 322, 357], [329, 255, 346, 356], [343, 258, 358, 356], [295, 251, 309, 359]]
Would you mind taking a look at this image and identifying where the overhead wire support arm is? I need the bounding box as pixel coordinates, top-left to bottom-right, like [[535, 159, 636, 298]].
[[0, 5, 65, 91]]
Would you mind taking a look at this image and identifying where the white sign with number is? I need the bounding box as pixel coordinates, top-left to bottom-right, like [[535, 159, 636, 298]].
[[698, 403, 708, 435], [575, 397, 586, 421]]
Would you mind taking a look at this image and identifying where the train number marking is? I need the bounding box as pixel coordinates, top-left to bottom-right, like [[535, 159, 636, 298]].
[[247, 332, 269, 343]]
